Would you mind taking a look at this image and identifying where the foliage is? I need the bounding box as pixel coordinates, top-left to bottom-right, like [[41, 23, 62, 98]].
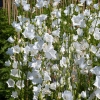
[[0, 8, 14, 99]]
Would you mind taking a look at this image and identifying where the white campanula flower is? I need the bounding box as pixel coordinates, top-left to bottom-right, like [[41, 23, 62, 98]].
[[10, 69, 21, 78], [52, 18, 61, 28], [45, 49, 57, 59], [12, 45, 20, 54], [90, 45, 97, 54], [62, 90, 73, 100], [50, 82, 57, 90], [76, 57, 87, 69], [42, 84, 51, 96], [53, 0, 61, 6], [81, 91, 87, 98], [23, 45, 30, 54], [60, 57, 67, 68], [44, 33, 53, 43], [6, 48, 13, 55], [16, 80, 24, 89], [73, 35, 78, 41], [33, 84, 41, 93], [51, 9, 61, 18], [94, 3, 99, 10], [96, 48, 100, 58], [14, 0, 20, 6], [93, 28, 100, 40], [94, 76, 100, 89], [12, 60, 18, 68], [11, 91, 18, 98], [90, 66, 100, 76], [27, 70, 42, 85], [52, 28, 60, 37], [83, 9, 90, 16], [29, 60, 41, 70], [5, 60, 11, 66], [64, 6, 70, 16], [75, 6, 80, 12], [23, 4, 30, 11], [44, 71, 51, 81], [52, 64, 59, 71], [12, 21, 22, 32], [22, 28, 35, 40], [76, 28, 83, 36], [7, 36, 15, 43], [6, 78, 15, 87], [36, 0, 50, 9], [94, 89, 100, 99], [42, 43, 53, 52], [71, 14, 86, 28]]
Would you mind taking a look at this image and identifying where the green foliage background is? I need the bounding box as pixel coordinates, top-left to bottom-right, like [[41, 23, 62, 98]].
[[0, 8, 14, 99]]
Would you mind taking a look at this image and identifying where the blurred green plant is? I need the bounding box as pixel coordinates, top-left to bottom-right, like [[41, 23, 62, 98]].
[[0, 8, 14, 99]]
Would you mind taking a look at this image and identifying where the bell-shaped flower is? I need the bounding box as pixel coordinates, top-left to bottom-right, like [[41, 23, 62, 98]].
[[12, 21, 22, 32], [23, 4, 30, 11], [96, 48, 100, 58], [12, 45, 20, 54], [50, 82, 57, 90], [64, 6, 70, 16], [44, 33, 53, 43], [94, 76, 100, 89], [10, 69, 21, 78], [16, 80, 24, 89], [7, 36, 15, 43], [71, 14, 86, 28], [52, 28, 60, 37], [77, 28, 83, 36], [22, 28, 35, 40], [6, 48, 13, 55], [90, 66, 100, 76], [44, 71, 51, 81], [11, 91, 18, 98], [6, 78, 15, 87], [62, 90, 73, 100], [45, 49, 57, 59], [81, 91, 87, 98], [24, 45, 30, 54], [60, 57, 67, 68], [51, 9, 61, 18], [12, 60, 18, 68], [27, 70, 42, 85], [93, 28, 100, 40], [5, 60, 11, 66], [94, 89, 100, 99]]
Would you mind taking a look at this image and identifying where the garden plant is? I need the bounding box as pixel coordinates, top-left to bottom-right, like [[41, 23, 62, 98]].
[[4, 0, 100, 100]]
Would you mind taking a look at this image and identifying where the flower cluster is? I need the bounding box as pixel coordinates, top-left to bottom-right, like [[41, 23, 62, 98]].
[[5, 0, 100, 100]]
